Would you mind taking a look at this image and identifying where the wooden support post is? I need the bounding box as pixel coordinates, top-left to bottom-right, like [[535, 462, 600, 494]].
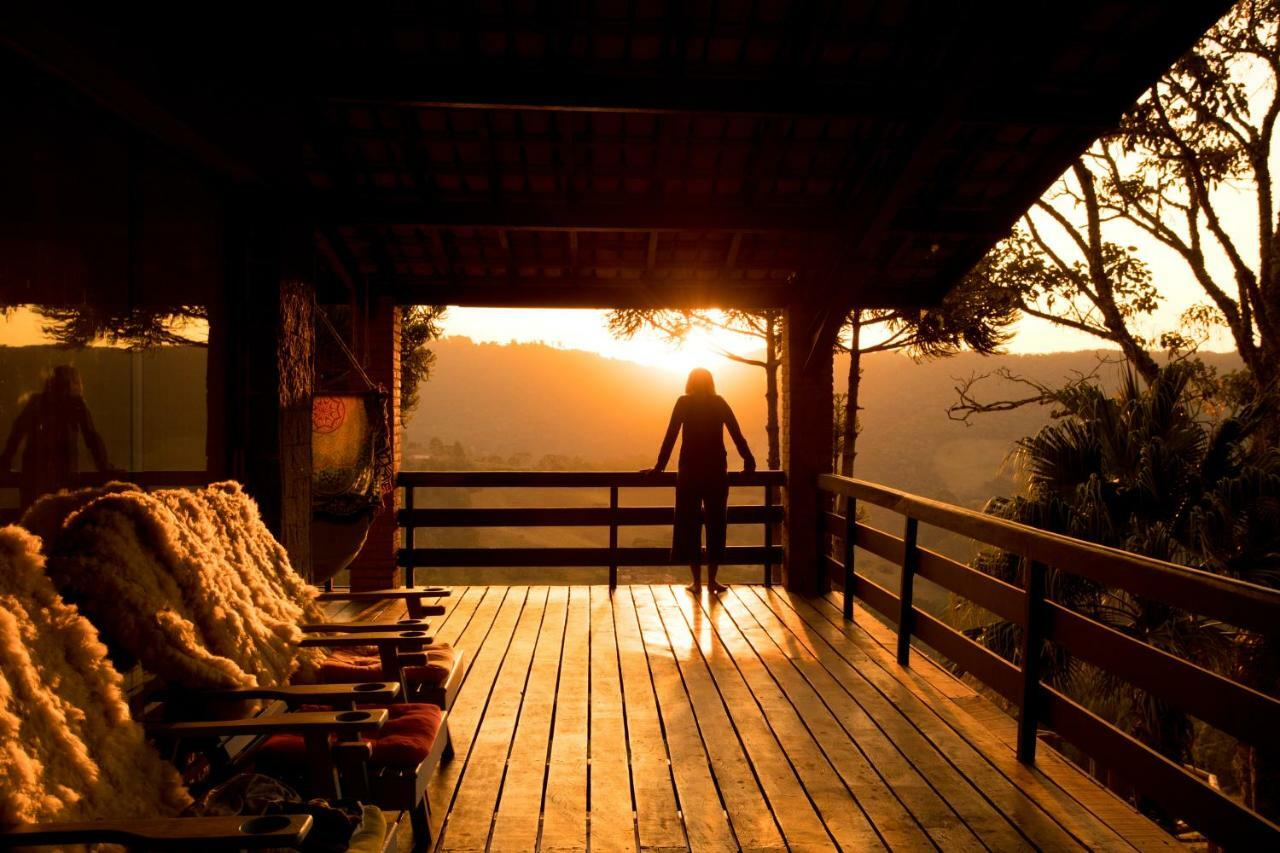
[[897, 516, 919, 665], [780, 297, 836, 594], [763, 483, 774, 587], [842, 497, 856, 620], [348, 297, 402, 591], [403, 482, 416, 588], [1017, 559, 1048, 764], [608, 485, 619, 589], [223, 208, 314, 579]]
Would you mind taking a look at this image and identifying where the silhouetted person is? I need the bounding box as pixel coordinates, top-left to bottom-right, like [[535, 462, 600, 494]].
[[0, 365, 112, 509], [644, 368, 755, 594]]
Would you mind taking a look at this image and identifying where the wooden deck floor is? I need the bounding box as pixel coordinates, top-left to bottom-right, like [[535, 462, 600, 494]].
[[369, 584, 1178, 852]]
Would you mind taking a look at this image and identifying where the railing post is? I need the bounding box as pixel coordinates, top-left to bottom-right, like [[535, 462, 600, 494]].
[[608, 484, 619, 590], [842, 496, 856, 620], [403, 482, 415, 588], [763, 481, 774, 587], [1017, 559, 1047, 764], [896, 516, 919, 666]]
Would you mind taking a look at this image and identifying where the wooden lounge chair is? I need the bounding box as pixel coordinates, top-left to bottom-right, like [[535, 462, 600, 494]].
[[23, 481, 464, 708], [25, 488, 454, 849], [0, 524, 397, 852]]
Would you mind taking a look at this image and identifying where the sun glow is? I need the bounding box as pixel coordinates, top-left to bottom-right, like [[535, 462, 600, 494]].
[[439, 308, 756, 375]]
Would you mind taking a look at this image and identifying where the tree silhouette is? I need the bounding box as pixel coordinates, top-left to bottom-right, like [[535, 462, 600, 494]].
[[607, 308, 784, 469], [962, 0, 1280, 432], [36, 305, 208, 349]]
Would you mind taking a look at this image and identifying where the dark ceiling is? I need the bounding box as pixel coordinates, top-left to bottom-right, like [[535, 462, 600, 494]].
[[2, 1, 1231, 312]]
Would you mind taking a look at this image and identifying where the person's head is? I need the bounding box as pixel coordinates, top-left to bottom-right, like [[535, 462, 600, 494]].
[[46, 365, 83, 398], [685, 367, 715, 396]]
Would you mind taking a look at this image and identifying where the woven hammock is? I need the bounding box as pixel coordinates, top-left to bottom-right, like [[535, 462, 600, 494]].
[[310, 308, 396, 582]]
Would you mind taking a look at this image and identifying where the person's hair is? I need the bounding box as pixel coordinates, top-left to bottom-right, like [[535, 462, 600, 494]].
[[46, 365, 83, 398], [685, 367, 715, 396]]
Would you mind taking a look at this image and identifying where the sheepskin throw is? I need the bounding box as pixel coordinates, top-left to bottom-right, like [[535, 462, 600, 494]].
[[38, 481, 325, 691], [0, 525, 190, 829]]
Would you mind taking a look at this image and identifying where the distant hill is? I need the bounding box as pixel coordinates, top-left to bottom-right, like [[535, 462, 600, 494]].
[[408, 336, 1244, 509], [406, 338, 1242, 587]]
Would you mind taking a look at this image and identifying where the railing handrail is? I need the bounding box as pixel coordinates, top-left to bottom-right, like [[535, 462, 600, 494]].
[[398, 469, 785, 488], [817, 472, 1280, 848], [820, 473, 1280, 636], [398, 468, 784, 588]]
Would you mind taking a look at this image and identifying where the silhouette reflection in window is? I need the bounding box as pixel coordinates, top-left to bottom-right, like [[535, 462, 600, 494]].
[[1, 365, 114, 508]]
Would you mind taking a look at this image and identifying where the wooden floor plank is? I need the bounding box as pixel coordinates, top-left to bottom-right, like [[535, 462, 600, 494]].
[[429, 586, 533, 848], [589, 586, 639, 853], [426, 586, 484, 649], [811, 594, 1164, 851], [619, 587, 739, 852], [406, 585, 1181, 852], [756, 588, 1088, 851], [488, 587, 569, 851], [632, 586, 786, 853], [441, 586, 549, 852], [663, 587, 880, 851], [714, 588, 938, 851], [611, 587, 691, 852], [541, 586, 592, 851], [734, 585, 1023, 850]]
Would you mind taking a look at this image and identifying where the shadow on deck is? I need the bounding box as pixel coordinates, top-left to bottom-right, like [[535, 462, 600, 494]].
[[341, 584, 1176, 852]]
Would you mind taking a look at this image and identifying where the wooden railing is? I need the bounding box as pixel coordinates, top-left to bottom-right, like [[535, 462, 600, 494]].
[[396, 470, 785, 588], [818, 473, 1280, 848]]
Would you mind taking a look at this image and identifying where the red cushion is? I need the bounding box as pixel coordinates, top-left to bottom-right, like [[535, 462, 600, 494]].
[[317, 643, 454, 686], [256, 703, 443, 769]]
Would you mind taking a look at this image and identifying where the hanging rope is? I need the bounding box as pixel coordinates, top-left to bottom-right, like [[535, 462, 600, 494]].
[[314, 305, 378, 391]]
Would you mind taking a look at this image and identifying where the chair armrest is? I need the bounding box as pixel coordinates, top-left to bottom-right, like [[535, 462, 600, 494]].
[[0, 814, 313, 850], [171, 682, 401, 708], [298, 631, 433, 684], [315, 588, 449, 617], [149, 708, 388, 739], [299, 617, 430, 633], [297, 630, 433, 649]]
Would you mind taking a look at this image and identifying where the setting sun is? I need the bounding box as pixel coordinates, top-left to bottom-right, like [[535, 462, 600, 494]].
[[440, 308, 760, 374]]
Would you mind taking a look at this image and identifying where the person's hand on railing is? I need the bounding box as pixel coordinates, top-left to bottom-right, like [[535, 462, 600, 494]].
[[742, 457, 757, 474], [638, 467, 661, 476]]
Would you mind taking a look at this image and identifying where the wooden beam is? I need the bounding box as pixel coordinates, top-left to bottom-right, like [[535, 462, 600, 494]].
[[322, 74, 1130, 131], [0, 18, 257, 180], [388, 280, 796, 310], [311, 196, 852, 233]]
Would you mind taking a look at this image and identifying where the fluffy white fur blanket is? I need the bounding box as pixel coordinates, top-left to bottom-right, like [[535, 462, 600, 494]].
[[0, 525, 190, 829], [33, 482, 325, 691]]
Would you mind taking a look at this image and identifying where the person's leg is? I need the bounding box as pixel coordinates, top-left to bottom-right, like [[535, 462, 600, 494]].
[[704, 483, 730, 593], [672, 484, 702, 592]]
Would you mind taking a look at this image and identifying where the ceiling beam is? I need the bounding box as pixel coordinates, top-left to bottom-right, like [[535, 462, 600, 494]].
[[387, 280, 795, 310], [0, 18, 258, 181], [311, 196, 854, 233]]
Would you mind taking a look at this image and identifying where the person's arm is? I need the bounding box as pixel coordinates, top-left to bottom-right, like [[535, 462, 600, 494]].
[[722, 399, 756, 472], [650, 397, 685, 473], [75, 399, 113, 472], [0, 400, 34, 471]]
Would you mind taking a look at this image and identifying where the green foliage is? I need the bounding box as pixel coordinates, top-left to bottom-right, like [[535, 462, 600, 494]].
[[965, 364, 1280, 785], [400, 305, 447, 425], [848, 273, 1019, 360]]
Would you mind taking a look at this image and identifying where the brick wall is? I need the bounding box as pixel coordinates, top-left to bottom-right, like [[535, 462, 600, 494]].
[[348, 296, 403, 591]]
